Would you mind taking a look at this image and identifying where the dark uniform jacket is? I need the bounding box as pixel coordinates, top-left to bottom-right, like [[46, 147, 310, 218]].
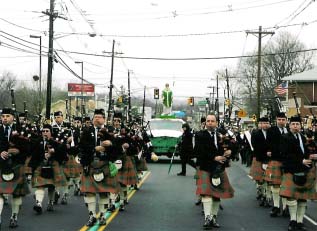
[[28, 137, 67, 171], [79, 125, 116, 167], [0, 124, 29, 168], [280, 132, 309, 174], [180, 130, 194, 158], [267, 126, 287, 161], [251, 129, 270, 163], [195, 129, 227, 173]]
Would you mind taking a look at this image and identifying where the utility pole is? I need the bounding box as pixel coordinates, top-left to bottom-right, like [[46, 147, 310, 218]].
[[215, 75, 219, 123], [107, 40, 115, 123], [247, 26, 274, 119], [44, 0, 55, 121], [141, 86, 146, 126], [127, 70, 132, 123]]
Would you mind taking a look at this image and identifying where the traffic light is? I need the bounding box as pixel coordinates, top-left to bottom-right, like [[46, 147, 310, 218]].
[[252, 114, 256, 122], [154, 88, 159, 99], [187, 97, 194, 106]]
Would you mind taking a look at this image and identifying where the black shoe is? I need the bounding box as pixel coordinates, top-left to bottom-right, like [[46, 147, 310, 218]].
[[288, 220, 297, 231], [133, 184, 139, 190], [54, 191, 60, 205], [203, 215, 212, 230], [211, 216, 220, 228], [86, 212, 97, 227], [98, 212, 107, 226], [33, 201, 42, 214], [195, 198, 202, 206], [61, 195, 68, 205], [264, 200, 271, 208], [119, 204, 125, 211], [270, 207, 280, 217], [9, 213, 18, 228], [47, 201, 54, 212], [177, 172, 186, 176], [107, 204, 116, 212], [124, 199, 129, 205], [259, 198, 265, 207], [296, 222, 307, 230]]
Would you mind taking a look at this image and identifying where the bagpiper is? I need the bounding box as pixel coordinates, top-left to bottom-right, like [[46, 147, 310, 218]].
[[79, 109, 120, 227], [280, 116, 317, 231], [29, 124, 68, 214], [0, 108, 30, 228], [195, 114, 235, 230]]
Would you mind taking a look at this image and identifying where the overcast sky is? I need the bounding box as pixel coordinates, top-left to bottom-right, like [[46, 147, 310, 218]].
[[1, 0, 317, 102]]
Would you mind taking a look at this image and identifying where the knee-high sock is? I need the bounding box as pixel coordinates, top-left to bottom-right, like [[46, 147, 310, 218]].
[[84, 195, 97, 216], [287, 200, 298, 221], [35, 189, 45, 204], [99, 195, 109, 214], [256, 183, 264, 196], [296, 201, 307, 223], [202, 197, 212, 219], [109, 193, 117, 205], [11, 197, 22, 216], [0, 196, 4, 217], [211, 199, 220, 217], [271, 186, 280, 208], [120, 185, 128, 204]]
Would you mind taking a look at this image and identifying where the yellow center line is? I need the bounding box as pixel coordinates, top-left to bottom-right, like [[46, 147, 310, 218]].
[[97, 171, 151, 231]]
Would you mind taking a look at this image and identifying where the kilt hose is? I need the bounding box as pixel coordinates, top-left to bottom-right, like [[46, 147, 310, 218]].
[[264, 160, 283, 185], [196, 169, 234, 199], [80, 160, 120, 194], [0, 164, 30, 196], [249, 157, 265, 182], [62, 155, 82, 178], [280, 167, 317, 200], [136, 157, 148, 172], [117, 156, 138, 186], [32, 160, 67, 188]]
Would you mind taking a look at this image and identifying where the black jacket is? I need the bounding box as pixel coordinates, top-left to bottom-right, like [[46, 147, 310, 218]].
[[267, 126, 287, 161], [251, 129, 270, 163]]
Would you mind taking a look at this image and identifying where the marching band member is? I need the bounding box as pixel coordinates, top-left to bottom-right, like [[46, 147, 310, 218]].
[[29, 124, 68, 214], [0, 108, 30, 228]]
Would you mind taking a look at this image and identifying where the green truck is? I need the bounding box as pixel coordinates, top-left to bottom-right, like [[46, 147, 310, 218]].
[[148, 117, 185, 157]]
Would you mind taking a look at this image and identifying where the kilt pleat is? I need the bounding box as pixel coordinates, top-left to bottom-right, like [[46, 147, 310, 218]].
[[80, 160, 120, 194], [196, 170, 234, 199], [117, 156, 138, 186], [280, 167, 317, 200], [0, 164, 30, 196], [62, 155, 82, 178], [249, 157, 265, 182], [32, 160, 67, 188], [264, 160, 283, 185]]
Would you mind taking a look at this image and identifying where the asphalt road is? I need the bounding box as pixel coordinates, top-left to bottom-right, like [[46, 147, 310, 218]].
[[1, 161, 316, 231]]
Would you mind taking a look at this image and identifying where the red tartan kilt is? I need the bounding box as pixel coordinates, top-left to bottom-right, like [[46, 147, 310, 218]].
[[280, 167, 317, 200], [117, 156, 138, 186], [32, 160, 67, 188], [249, 157, 265, 182], [24, 156, 32, 175], [62, 155, 82, 178], [264, 160, 283, 185], [0, 164, 30, 196], [80, 160, 120, 194], [136, 157, 148, 172], [196, 170, 234, 199]]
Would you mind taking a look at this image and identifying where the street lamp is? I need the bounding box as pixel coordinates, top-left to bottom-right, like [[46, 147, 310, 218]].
[[75, 61, 84, 116], [30, 35, 42, 114]]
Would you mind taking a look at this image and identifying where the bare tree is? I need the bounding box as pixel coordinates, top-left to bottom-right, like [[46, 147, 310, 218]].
[[0, 71, 17, 108]]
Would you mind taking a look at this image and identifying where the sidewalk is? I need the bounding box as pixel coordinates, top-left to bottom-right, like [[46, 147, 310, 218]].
[[234, 161, 317, 224]]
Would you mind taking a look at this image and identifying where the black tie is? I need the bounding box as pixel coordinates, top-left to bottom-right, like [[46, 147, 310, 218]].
[[4, 125, 9, 138], [96, 127, 101, 146], [281, 129, 284, 135]]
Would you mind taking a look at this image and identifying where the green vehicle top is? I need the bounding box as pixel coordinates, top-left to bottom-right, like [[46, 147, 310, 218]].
[[148, 117, 185, 157]]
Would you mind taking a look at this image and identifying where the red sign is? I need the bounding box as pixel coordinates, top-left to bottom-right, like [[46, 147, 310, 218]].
[[68, 83, 95, 97]]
